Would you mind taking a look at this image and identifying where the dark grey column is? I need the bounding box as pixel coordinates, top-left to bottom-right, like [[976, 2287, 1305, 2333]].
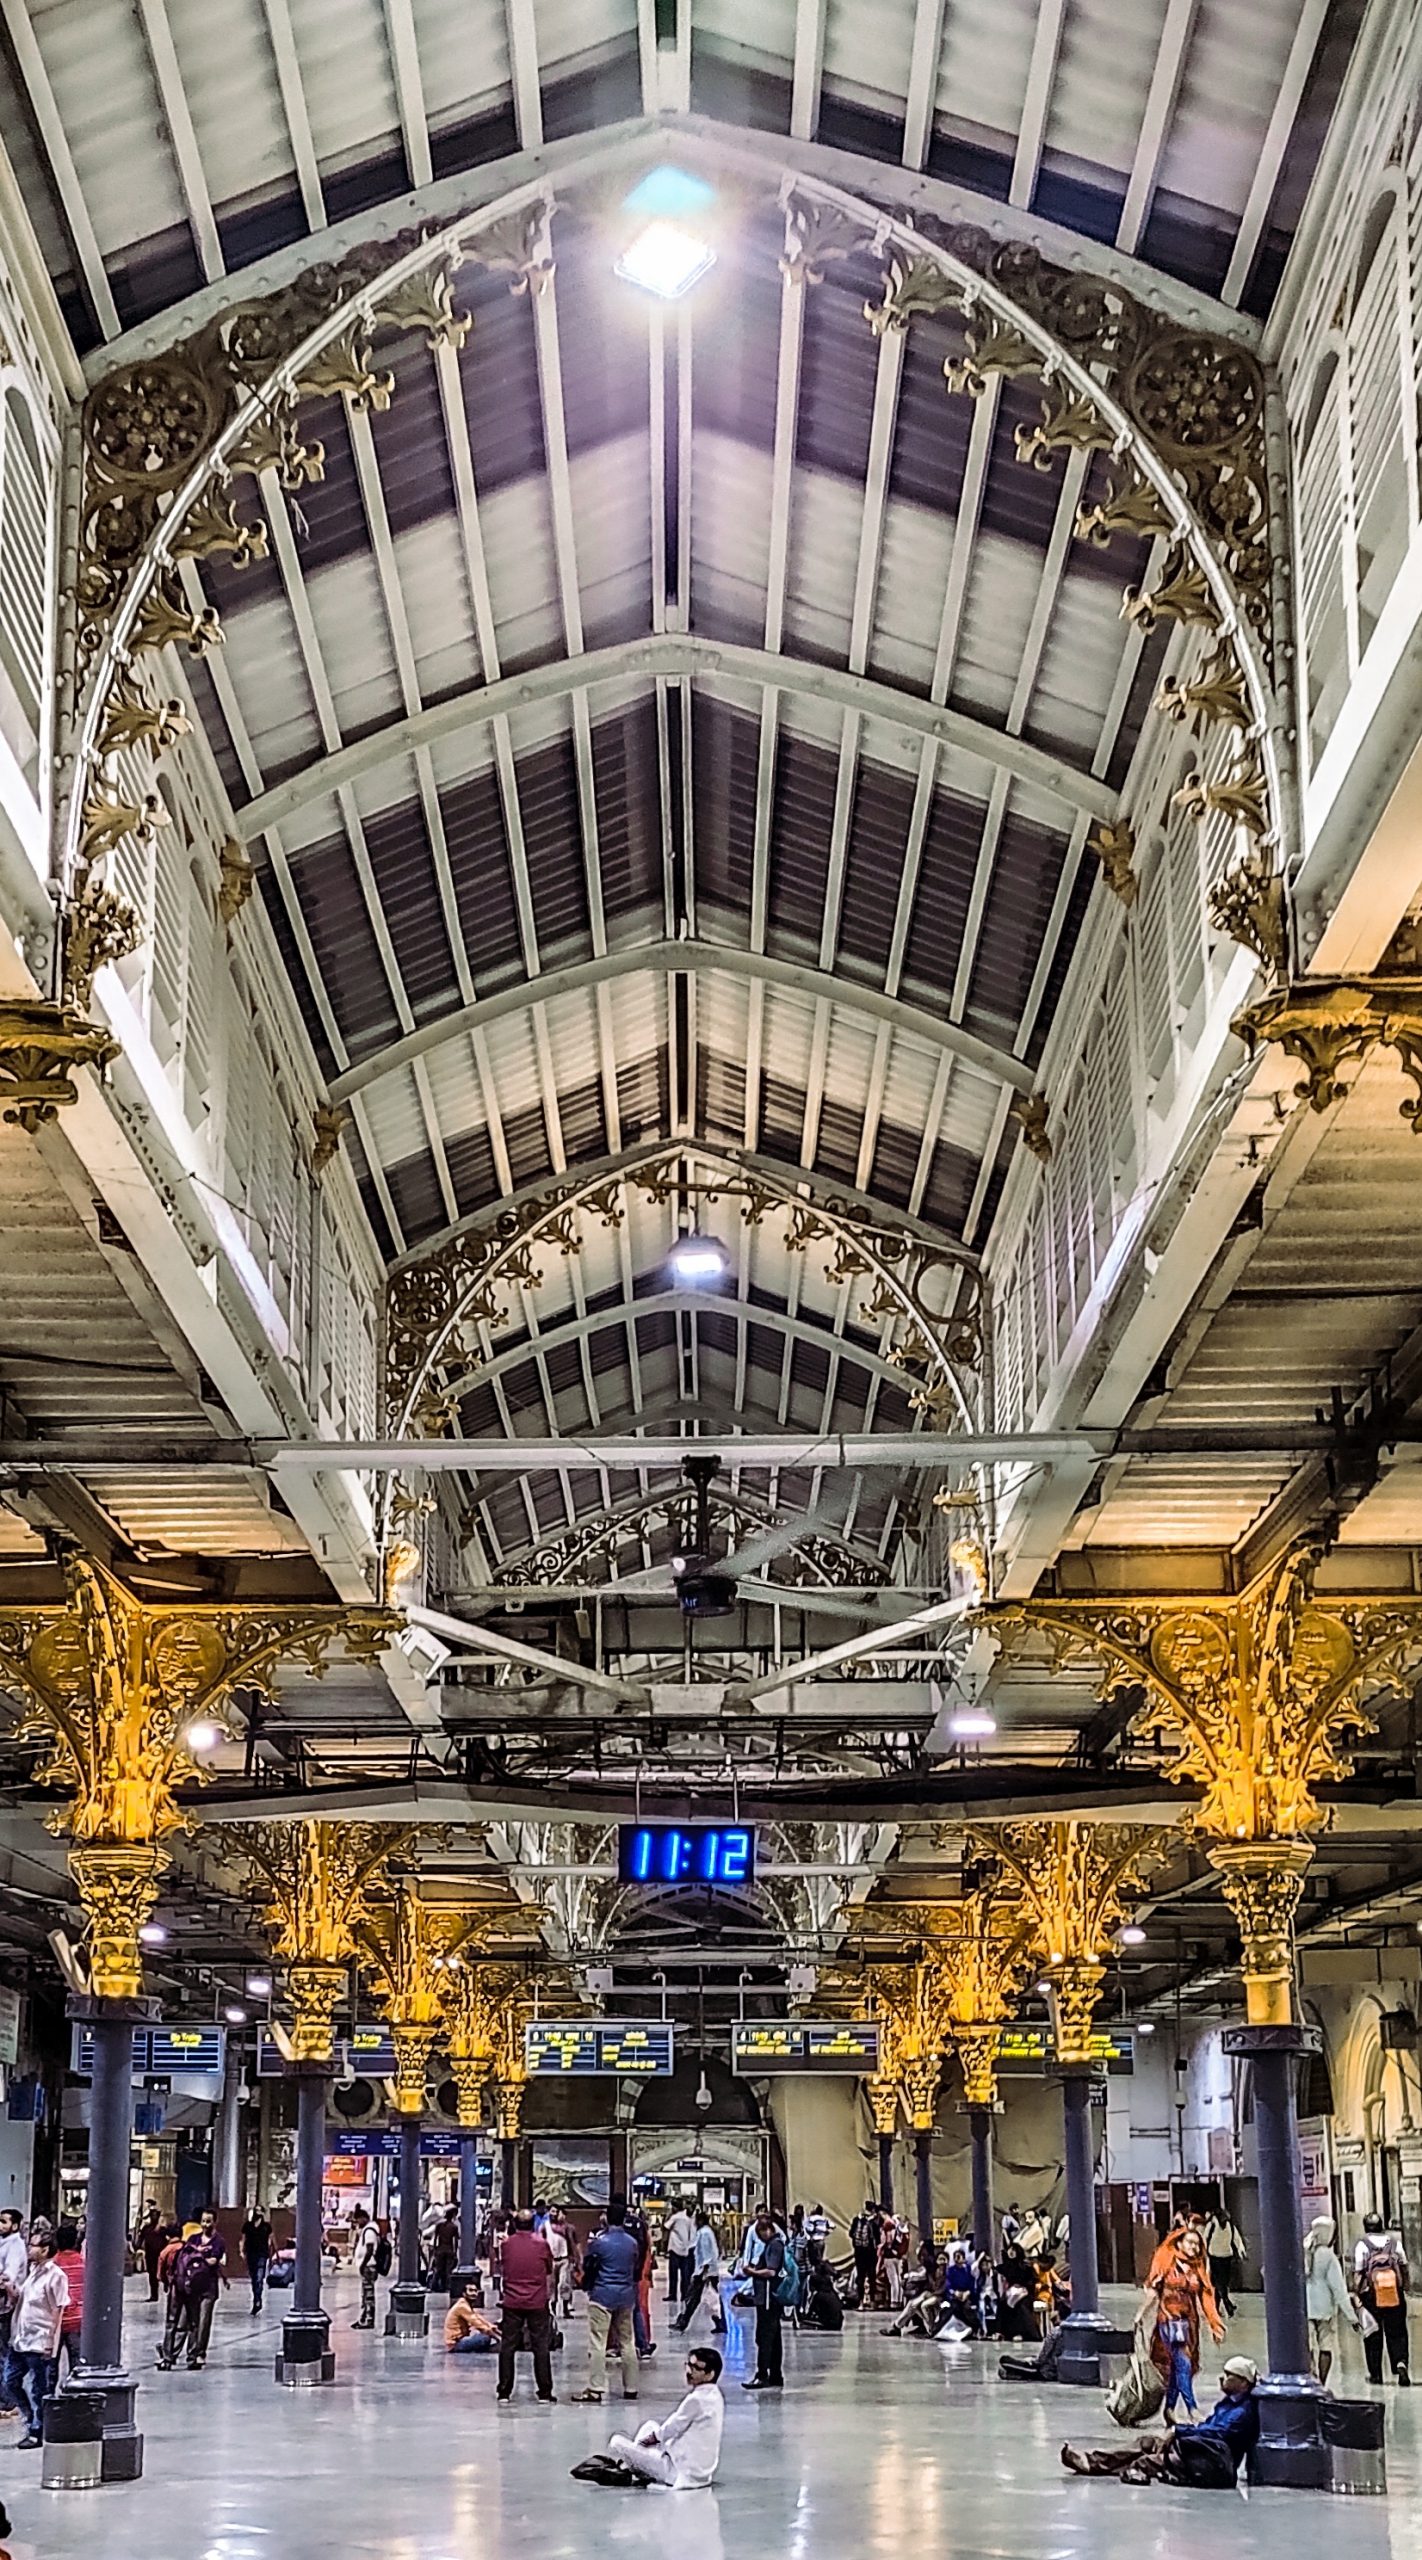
[[387, 2116, 428, 2338], [968, 2106, 994, 2258], [458, 2134, 479, 2265], [1223, 2026, 1324, 2488], [1054, 2068, 1118, 2386], [877, 2132, 893, 2213], [276, 2070, 334, 2387], [66, 1995, 149, 2480], [500, 2136, 518, 2213], [914, 2131, 935, 2270]]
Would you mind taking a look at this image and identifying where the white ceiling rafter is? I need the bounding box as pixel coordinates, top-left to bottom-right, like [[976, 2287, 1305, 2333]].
[[1116, 0, 1200, 256], [259, 0, 326, 230], [0, 0, 120, 336], [381, 0, 433, 190], [134, 0, 224, 283]]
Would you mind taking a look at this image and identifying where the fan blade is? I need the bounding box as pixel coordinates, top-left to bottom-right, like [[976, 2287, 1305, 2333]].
[[598, 1565, 678, 1597], [737, 1578, 886, 1623], [720, 1495, 853, 1582]]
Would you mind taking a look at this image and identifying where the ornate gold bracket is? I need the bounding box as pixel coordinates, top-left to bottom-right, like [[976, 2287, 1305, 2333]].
[[0, 1555, 397, 1996], [983, 1554, 1422, 2020], [972, 1820, 1165, 2063], [1232, 976, 1422, 1129], [0, 998, 120, 1134], [228, 1818, 412, 2060]]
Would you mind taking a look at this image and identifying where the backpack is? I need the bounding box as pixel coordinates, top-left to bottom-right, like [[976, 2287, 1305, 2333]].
[[774, 2252, 802, 2310], [1368, 2255, 1401, 2308], [374, 2232, 393, 2277]]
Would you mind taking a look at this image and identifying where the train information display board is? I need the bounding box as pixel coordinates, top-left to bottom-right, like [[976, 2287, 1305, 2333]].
[[525, 2020, 675, 2077], [731, 2021, 881, 2073]]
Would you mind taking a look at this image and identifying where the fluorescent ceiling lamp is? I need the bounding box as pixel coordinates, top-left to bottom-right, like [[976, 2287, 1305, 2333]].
[[949, 1708, 996, 1739], [1137, 2019, 1157, 2036], [667, 1233, 728, 1284], [138, 1922, 167, 1946], [224, 2005, 247, 2025], [1119, 1924, 1147, 1945], [245, 1974, 272, 1996], [182, 1719, 221, 1753], [617, 220, 716, 300]]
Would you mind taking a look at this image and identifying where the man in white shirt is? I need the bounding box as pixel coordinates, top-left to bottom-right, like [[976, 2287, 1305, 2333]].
[[576, 2348, 725, 2489], [0, 2211, 27, 2406], [664, 2203, 696, 2312], [674, 2210, 727, 2336], [5, 2234, 67, 2448], [544, 2209, 572, 2320]]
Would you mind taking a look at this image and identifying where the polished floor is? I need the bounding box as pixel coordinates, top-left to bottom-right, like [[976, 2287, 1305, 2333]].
[[10, 2274, 1420, 2559]]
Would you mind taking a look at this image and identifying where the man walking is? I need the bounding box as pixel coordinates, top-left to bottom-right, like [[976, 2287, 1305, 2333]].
[[1355, 2211, 1410, 2384], [496, 2208, 556, 2404], [158, 2212, 226, 2370], [674, 2209, 727, 2336], [3, 2232, 66, 2448], [572, 2198, 641, 2405], [744, 2212, 787, 2391], [664, 2200, 695, 2312], [134, 2203, 165, 2303], [241, 2204, 273, 2315]]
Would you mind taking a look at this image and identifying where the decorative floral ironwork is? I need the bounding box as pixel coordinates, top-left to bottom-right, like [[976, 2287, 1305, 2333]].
[[0, 999, 119, 1132], [383, 1146, 985, 1451], [228, 1819, 411, 2060], [495, 1483, 890, 1591], [1231, 977, 1422, 1128]]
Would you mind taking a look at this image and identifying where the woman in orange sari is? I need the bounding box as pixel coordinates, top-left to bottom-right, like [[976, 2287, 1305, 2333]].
[[1148, 2225, 1224, 2418]]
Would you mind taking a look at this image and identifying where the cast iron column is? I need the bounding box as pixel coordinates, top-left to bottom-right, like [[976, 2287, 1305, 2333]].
[[914, 2130, 935, 2270], [877, 2132, 893, 2213], [968, 2106, 994, 2258], [66, 1995, 148, 2479], [1054, 2068, 1115, 2385], [458, 2132, 479, 2265], [387, 2116, 428, 2337], [276, 2069, 334, 2386], [1223, 2026, 1324, 2487]]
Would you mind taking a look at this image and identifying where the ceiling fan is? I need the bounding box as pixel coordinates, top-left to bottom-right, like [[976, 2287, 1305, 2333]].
[[600, 1456, 901, 1622]]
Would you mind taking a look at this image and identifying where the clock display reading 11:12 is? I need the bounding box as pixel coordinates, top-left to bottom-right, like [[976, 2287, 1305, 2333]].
[[618, 1824, 756, 1886]]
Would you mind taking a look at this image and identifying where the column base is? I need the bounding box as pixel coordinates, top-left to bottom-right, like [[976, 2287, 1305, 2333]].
[[1247, 2376, 1331, 2491], [1054, 2313, 1135, 2388], [384, 2281, 429, 2339], [60, 2366, 142, 2482], [275, 2310, 336, 2389]]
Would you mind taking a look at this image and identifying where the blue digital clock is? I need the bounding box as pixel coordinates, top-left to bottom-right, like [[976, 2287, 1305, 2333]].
[[618, 1824, 756, 1887]]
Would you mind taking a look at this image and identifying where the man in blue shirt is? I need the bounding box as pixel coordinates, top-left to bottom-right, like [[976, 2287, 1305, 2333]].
[[1061, 2356, 1260, 2484], [571, 2199, 641, 2404]]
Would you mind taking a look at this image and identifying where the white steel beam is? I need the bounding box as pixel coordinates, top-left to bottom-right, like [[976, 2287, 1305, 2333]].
[[382, 0, 433, 188], [0, 0, 120, 336], [260, 0, 326, 228], [1116, 0, 1199, 255], [231, 635, 1118, 839], [1011, 0, 1066, 209], [136, 0, 224, 281], [1221, 0, 1329, 307]]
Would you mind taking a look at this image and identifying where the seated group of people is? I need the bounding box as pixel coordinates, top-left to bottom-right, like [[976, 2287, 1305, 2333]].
[[886, 2237, 1066, 2344]]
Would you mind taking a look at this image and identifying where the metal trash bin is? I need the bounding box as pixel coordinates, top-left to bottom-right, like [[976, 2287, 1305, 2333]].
[[41, 2388, 104, 2492], [1321, 2396, 1387, 2495]]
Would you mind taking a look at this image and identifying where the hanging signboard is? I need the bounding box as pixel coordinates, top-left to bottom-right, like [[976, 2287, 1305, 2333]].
[[994, 2025, 1134, 2074], [731, 2021, 881, 2074], [525, 2021, 675, 2077], [71, 2022, 225, 2078]]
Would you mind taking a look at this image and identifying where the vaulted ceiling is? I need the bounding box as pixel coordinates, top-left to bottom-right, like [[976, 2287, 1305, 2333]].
[[0, 0, 1366, 1592]]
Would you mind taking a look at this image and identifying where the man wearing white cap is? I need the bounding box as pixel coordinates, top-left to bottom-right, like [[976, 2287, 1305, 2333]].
[[1060, 2355, 1260, 2486]]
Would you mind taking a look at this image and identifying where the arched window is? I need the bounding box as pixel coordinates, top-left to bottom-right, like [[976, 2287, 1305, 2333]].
[[0, 387, 49, 787]]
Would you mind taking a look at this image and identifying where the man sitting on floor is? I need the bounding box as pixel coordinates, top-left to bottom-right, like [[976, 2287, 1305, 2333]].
[[444, 2277, 500, 2356], [573, 2347, 725, 2489], [1061, 2355, 1260, 2487]]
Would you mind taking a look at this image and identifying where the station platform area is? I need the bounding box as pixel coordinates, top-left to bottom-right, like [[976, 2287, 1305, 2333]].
[[14, 2279, 1413, 2560]]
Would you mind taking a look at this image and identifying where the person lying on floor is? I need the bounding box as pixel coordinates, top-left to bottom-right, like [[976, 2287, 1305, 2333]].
[[573, 2347, 725, 2489], [1060, 2356, 1259, 2486]]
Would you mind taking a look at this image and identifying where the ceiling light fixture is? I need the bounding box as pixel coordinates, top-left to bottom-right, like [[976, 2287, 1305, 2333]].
[[138, 1922, 167, 1946], [667, 1232, 728, 1286], [245, 1975, 272, 1997], [182, 1719, 221, 1754], [1119, 1924, 1147, 1946], [616, 165, 718, 303], [223, 2005, 247, 2026], [949, 1708, 996, 1739], [1137, 2019, 1157, 2036]]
